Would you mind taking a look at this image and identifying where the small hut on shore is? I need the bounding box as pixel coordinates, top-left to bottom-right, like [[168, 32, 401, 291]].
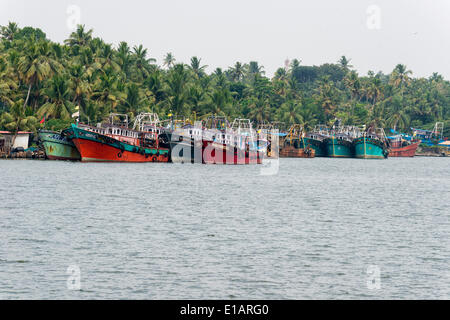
[[0, 131, 31, 154]]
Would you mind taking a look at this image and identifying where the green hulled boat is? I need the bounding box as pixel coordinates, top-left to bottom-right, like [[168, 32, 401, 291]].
[[298, 137, 326, 157], [299, 125, 329, 157], [38, 130, 81, 161], [353, 130, 389, 159], [323, 136, 354, 157]]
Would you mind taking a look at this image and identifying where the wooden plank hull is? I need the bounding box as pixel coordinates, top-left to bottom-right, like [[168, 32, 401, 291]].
[[280, 146, 315, 158], [389, 142, 420, 157]]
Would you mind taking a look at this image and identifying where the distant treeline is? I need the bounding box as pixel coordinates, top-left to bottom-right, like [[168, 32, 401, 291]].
[[0, 22, 449, 136]]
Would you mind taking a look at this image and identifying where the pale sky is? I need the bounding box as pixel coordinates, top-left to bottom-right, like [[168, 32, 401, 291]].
[[1, 0, 449, 79]]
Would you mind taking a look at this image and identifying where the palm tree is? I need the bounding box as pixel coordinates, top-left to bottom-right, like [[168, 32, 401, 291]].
[[290, 59, 301, 70], [339, 56, 352, 71], [0, 57, 16, 106], [277, 100, 303, 125], [64, 24, 93, 47], [386, 96, 410, 130], [274, 67, 288, 81], [248, 97, 271, 123], [96, 43, 120, 72], [365, 77, 383, 106], [17, 41, 62, 110], [0, 99, 38, 147], [314, 77, 340, 119], [390, 64, 412, 96], [0, 22, 19, 41], [144, 70, 165, 104], [116, 41, 132, 77], [344, 71, 361, 100], [208, 87, 231, 116], [163, 52, 175, 69], [68, 63, 91, 109], [76, 46, 101, 76], [248, 61, 265, 76], [387, 109, 410, 131], [38, 77, 74, 120], [189, 56, 207, 78], [229, 62, 245, 82], [91, 69, 127, 116], [122, 82, 149, 113], [132, 44, 156, 80], [165, 64, 188, 115], [187, 85, 207, 116]]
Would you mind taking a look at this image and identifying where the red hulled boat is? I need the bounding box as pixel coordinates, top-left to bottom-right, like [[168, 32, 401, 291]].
[[63, 113, 170, 162], [389, 141, 420, 157], [388, 135, 420, 157]]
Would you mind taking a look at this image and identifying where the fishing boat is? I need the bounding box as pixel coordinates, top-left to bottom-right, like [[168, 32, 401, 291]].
[[38, 130, 81, 161], [353, 127, 389, 159], [256, 121, 286, 158], [63, 113, 169, 162], [411, 122, 445, 146], [165, 121, 203, 164], [202, 118, 264, 164], [298, 125, 329, 157], [387, 133, 420, 157], [279, 124, 315, 158], [323, 125, 359, 158]]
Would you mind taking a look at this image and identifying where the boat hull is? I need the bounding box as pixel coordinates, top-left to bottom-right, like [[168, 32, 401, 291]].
[[202, 141, 262, 165], [299, 137, 326, 157], [280, 145, 315, 158], [389, 142, 420, 157], [169, 138, 203, 164], [324, 138, 354, 158], [38, 130, 81, 161], [353, 137, 388, 159], [65, 125, 169, 163]]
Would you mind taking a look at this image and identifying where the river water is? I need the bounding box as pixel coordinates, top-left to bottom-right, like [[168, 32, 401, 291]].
[[0, 158, 449, 299]]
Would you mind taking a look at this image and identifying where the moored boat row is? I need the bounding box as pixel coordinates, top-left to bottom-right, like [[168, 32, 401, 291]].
[[278, 123, 390, 159], [38, 115, 444, 162], [38, 113, 265, 164]]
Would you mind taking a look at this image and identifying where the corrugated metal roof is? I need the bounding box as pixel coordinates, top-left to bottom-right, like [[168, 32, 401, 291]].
[[0, 131, 32, 134]]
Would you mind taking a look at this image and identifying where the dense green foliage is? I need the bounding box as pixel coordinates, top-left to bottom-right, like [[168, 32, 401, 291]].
[[1, 22, 449, 135]]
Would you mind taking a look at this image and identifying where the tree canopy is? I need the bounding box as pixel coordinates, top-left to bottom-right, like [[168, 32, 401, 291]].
[[0, 23, 449, 136]]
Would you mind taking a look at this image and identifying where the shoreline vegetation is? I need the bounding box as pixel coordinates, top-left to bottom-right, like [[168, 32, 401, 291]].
[[0, 22, 449, 143]]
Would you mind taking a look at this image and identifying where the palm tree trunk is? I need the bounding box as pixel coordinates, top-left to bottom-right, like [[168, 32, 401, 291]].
[[23, 84, 32, 109], [11, 118, 22, 152]]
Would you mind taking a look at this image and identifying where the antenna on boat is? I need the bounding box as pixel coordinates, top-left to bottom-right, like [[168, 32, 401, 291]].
[[433, 122, 444, 140]]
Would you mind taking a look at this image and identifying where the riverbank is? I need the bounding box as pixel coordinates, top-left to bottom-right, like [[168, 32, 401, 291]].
[[415, 145, 449, 157], [0, 149, 45, 159]]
